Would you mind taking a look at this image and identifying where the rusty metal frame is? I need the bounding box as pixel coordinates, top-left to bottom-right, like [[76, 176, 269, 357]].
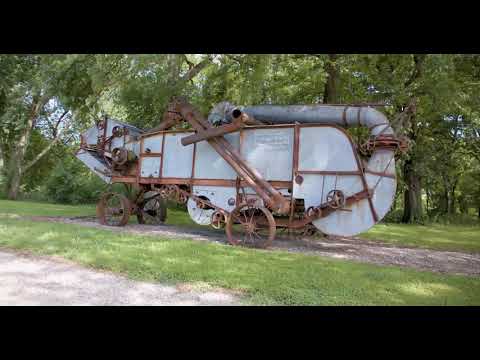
[[136, 136, 144, 184], [351, 140, 379, 223], [181, 118, 245, 146], [112, 101, 388, 233], [169, 99, 291, 215], [296, 170, 362, 176], [129, 177, 292, 188], [288, 123, 300, 226], [159, 133, 166, 179], [364, 169, 396, 179], [190, 142, 197, 187]]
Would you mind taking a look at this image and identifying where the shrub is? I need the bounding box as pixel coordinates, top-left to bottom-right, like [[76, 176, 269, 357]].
[[44, 156, 107, 204]]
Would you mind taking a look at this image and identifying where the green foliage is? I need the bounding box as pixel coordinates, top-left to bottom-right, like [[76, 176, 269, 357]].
[[1, 53, 480, 224], [43, 155, 107, 204]]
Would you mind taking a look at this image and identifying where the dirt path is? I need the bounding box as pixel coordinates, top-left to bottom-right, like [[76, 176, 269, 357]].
[[0, 248, 241, 306], [25, 216, 480, 277]]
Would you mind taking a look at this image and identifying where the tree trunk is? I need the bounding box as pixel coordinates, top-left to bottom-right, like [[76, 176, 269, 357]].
[[402, 158, 423, 223], [425, 189, 431, 215], [323, 54, 339, 104], [449, 185, 456, 215], [166, 54, 182, 88], [7, 168, 22, 200], [7, 135, 29, 200], [442, 179, 449, 214], [6, 98, 42, 200]]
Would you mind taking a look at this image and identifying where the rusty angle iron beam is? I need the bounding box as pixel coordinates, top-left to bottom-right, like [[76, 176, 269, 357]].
[[180, 117, 246, 146], [172, 99, 291, 215]]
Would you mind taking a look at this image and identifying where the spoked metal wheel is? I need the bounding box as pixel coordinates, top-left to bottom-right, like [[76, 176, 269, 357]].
[[226, 203, 276, 249], [96, 192, 131, 226], [211, 211, 227, 230], [137, 195, 167, 225]]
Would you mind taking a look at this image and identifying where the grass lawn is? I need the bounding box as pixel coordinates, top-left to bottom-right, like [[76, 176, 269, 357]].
[[0, 199, 96, 218], [1, 199, 480, 253], [0, 216, 479, 305], [360, 223, 480, 254]]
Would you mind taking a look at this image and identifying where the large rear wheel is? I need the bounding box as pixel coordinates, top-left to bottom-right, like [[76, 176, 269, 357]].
[[96, 192, 131, 226], [226, 203, 276, 249]]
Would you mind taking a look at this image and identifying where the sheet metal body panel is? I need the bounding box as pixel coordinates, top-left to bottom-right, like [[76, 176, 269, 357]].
[[194, 133, 240, 180], [298, 127, 357, 172], [187, 186, 238, 225], [108, 119, 143, 151], [76, 151, 112, 183], [162, 133, 194, 178], [141, 157, 161, 178], [365, 149, 397, 224], [292, 126, 396, 237], [125, 141, 140, 156], [84, 126, 99, 145], [143, 134, 163, 154], [241, 128, 294, 181]]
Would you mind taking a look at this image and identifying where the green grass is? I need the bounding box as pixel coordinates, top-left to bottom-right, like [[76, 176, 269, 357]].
[[0, 199, 207, 229], [1, 199, 479, 254], [361, 223, 480, 254], [0, 216, 479, 305], [0, 199, 96, 217]]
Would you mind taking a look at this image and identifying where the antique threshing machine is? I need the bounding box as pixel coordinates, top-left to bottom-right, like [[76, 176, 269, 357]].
[[76, 97, 406, 248]]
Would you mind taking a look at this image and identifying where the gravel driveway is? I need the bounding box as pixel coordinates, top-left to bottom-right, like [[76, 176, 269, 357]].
[[0, 249, 241, 306], [38, 216, 480, 277]]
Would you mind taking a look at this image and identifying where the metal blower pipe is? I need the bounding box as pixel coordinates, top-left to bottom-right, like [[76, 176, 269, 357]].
[[209, 102, 394, 137]]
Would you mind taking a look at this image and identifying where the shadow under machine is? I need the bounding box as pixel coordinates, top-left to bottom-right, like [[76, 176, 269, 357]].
[[76, 97, 406, 248]]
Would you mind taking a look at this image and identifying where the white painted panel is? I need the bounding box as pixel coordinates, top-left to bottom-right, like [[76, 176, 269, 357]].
[[193, 132, 239, 180], [188, 186, 238, 225], [143, 134, 163, 153], [111, 137, 124, 150], [141, 157, 161, 177], [313, 198, 375, 237], [366, 173, 397, 221], [125, 141, 141, 156], [294, 126, 381, 236], [224, 132, 241, 151], [194, 186, 238, 212], [294, 174, 363, 208], [162, 133, 194, 178], [83, 126, 99, 145], [366, 149, 396, 175], [241, 128, 294, 181], [298, 127, 357, 171], [76, 151, 111, 183], [294, 173, 375, 237]]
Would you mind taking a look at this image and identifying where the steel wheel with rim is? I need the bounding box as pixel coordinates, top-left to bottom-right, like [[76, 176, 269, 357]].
[[137, 196, 167, 225], [226, 203, 276, 249], [96, 192, 131, 226]]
